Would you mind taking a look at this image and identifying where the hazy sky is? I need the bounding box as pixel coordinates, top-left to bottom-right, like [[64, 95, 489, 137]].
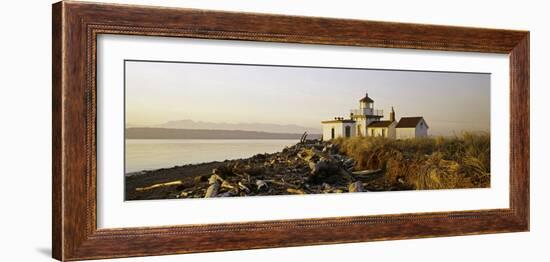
[[125, 60, 490, 136]]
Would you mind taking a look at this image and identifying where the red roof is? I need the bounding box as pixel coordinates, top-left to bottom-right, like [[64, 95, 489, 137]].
[[396, 117, 427, 128]]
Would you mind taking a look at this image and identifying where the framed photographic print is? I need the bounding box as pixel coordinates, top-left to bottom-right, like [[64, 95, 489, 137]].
[[52, 1, 529, 261]]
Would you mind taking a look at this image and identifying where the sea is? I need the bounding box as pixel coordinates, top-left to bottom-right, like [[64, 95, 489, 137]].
[[125, 139, 298, 173]]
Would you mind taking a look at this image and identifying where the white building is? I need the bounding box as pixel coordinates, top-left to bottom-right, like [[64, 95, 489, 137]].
[[321, 93, 428, 140], [321, 117, 356, 139], [367, 121, 397, 139], [395, 117, 429, 139]]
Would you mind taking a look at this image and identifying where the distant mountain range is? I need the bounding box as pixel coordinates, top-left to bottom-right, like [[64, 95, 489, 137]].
[[152, 119, 321, 134], [126, 127, 322, 140]]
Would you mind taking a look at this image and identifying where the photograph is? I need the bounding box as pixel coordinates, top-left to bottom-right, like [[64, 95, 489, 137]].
[[31, 0, 538, 260], [124, 60, 491, 201]]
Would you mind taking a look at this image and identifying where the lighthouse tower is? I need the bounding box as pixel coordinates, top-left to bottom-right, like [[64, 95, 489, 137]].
[[350, 92, 383, 136], [359, 92, 374, 115]]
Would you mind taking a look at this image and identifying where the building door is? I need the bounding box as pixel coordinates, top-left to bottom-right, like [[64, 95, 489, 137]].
[[357, 124, 362, 136], [345, 126, 351, 138], [382, 129, 386, 137], [331, 128, 335, 139]]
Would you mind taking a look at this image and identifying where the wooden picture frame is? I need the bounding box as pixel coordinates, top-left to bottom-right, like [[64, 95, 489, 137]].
[[52, 1, 529, 261]]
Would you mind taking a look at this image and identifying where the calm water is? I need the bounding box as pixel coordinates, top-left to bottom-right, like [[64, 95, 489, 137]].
[[125, 139, 297, 173]]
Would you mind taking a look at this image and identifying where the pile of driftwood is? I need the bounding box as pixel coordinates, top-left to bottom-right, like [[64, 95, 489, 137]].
[[128, 138, 406, 200]]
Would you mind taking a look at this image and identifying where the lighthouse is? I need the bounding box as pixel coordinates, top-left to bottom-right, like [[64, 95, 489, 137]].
[[350, 92, 383, 136], [321, 92, 428, 140]]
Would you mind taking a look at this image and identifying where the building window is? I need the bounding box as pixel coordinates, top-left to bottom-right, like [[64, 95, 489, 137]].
[[331, 128, 335, 139], [345, 126, 351, 138]]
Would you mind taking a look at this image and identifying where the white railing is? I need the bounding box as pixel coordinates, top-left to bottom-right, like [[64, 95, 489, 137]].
[[350, 109, 383, 116]]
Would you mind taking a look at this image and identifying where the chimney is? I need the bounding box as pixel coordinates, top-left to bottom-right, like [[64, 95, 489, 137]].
[[390, 106, 395, 122]]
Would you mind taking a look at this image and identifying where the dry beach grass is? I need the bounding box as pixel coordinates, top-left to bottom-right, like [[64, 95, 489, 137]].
[[334, 132, 490, 190]]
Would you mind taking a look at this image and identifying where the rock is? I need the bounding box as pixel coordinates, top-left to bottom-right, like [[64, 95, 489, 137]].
[[307, 157, 342, 184], [256, 180, 268, 191], [343, 158, 355, 169], [212, 166, 232, 178], [204, 181, 220, 198], [338, 169, 355, 182], [308, 161, 317, 172], [348, 181, 364, 192], [297, 148, 320, 162], [309, 158, 329, 174], [212, 167, 223, 175], [321, 182, 334, 193], [194, 175, 206, 184]]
